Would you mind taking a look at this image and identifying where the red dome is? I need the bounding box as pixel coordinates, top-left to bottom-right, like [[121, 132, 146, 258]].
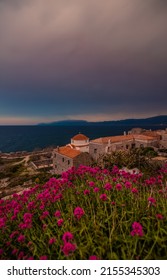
[[71, 133, 89, 141]]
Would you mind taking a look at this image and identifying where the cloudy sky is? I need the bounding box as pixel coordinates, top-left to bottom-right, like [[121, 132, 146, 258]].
[[0, 0, 167, 124]]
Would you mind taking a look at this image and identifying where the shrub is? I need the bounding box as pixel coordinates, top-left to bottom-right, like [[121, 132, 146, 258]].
[[0, 164, 167, 260]]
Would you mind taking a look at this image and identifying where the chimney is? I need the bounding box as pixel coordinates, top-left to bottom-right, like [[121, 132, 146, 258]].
[[57, 146, 59, 151], [124, 131, 126, 135]]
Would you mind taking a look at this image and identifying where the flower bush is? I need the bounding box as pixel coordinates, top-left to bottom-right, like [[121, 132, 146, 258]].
[[0, 164, 167, 260]]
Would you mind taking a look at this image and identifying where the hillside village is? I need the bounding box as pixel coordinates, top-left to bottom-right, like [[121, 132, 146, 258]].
[[53, 127, 167, 174], [0, 127, 167, 198]]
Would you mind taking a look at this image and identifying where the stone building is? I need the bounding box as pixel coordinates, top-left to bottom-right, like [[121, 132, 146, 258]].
[[89, 134, 158, 161], [157, 129, 167, 148], [53, 146, 92, 174], [52, 129, 167, 173], [129, 127, 167, 149]]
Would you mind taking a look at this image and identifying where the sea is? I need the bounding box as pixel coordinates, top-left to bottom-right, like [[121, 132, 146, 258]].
[[0, 125, 166, 153]]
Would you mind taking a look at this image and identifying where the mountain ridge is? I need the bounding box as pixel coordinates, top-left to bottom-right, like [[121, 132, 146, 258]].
[[37, 115, 167, 126]]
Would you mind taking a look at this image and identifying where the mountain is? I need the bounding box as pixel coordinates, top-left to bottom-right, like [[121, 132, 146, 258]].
[[37, 115, 167, 126], [38, 120, 88, 126]]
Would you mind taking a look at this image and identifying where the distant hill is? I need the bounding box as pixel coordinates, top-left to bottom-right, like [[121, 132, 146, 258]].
[[37, 115, 167, 126], [38, 120, 88, 126]]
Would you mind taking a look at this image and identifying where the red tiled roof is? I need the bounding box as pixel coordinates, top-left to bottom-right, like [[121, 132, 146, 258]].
[[134, 134, 156, 141], [91, 134, 156, 144], [71, 133, 89, 141], [91, 135, 133, 144], [142, 131, 160, 138], [55, 146, 81, 159]]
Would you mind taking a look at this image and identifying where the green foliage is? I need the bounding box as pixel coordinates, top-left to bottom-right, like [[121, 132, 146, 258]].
[[0, 164, 167, 260], [97, 149, 161, 177]]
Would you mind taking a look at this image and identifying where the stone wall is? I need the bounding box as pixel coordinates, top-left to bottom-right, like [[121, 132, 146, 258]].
[[89, 142, 107, 161], [73, 152, 92, 168], [134, 139, 158, 148], [53, 151, 73, 174], [53, 151, 92, 174], [160, 133, 167, 148], [108, 139, 134, 152], [90, 138, 159, 161]]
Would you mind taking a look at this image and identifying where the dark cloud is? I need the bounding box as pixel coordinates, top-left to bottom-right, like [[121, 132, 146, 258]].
[[0, 0, 167, 123]]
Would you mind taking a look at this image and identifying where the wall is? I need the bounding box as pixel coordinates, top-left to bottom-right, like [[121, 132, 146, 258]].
[[108, 139, 134, 152], [135, 139, 158, 148], [89, 142, 107, 161], [71, 139, 89, 152], [160, 133, 167, 148], [53, 151, 92, 174], [73, 152, 92, 168], [53, 151, 73, 174]]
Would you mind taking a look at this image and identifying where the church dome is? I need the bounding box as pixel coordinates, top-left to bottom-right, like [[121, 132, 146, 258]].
[[71, 133, 89, 141]]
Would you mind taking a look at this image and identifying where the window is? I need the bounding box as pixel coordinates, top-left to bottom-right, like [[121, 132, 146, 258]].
[[94, 148, 97, 154], [126, 145, 129, 149], [62, 157, 64, 162], [68, 160, 70, 165]]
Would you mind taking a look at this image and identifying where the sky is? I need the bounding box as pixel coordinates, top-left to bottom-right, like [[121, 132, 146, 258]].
[[0, 0, 167, 125]]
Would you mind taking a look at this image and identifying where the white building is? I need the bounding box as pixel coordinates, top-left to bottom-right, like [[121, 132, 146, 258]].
[[67, 133, 89, 153]]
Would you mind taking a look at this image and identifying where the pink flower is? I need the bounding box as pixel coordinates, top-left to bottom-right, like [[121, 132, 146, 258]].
[[42, 224, 47, 230], [17, 234, 25, 243], [111, 201, 116, 205], [148, 197, 156, 206], [11, 215, 17, 221], [0, 218, 5, 228], [12, 249, 18, 255], [27, 256, 34, 260], [84, 189, 90, 195], [100, 194, 107, 201], [49, 238, 56, 245], [62, 232, 74, 243], [23, 213, 32, 222], [27, 201, 35, 211], [43, 210, 49, 216], [62, 242, 76, 256], [104, 183, 112, 190], [18, 251, 24, 259], [89, 181, 95, 187], [131, 222, 144, 237], [89, 255, 99, 260], [40, 211, 49, 220], [54, 210, 61, 218], [57, 219, 64, 227], [156, 214, 163, 220], [19, 221, 32, 229], [94, 187, 99, 192], [0, 249, 3, 255], [40, 256, 48, 260], [116, 183, 122, 191], [125, 181, 132, 189], [10, 231, 19, 239], [74, 207, 85, 219], [131, 188, 138, 194]]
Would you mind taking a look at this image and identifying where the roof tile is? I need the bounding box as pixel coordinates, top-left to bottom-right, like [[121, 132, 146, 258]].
[[71, 134, 89, 140], [91, 134, 156, 144], [55, 146, 81, 159]]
